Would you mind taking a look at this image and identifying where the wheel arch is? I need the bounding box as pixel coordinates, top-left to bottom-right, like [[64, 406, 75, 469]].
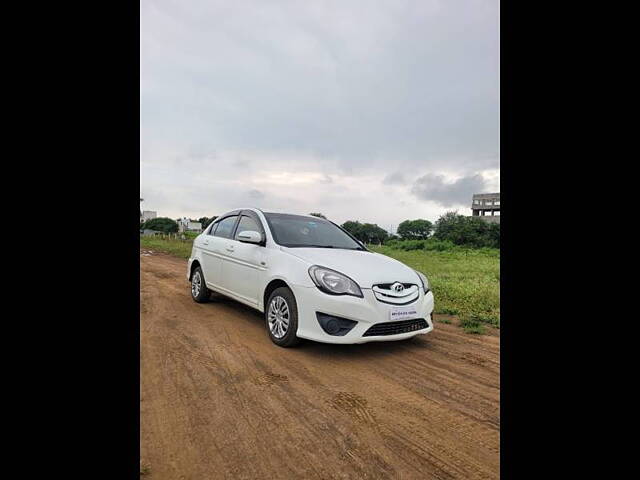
[[262, 278, 292, 312], [189, 259, 202, 280]]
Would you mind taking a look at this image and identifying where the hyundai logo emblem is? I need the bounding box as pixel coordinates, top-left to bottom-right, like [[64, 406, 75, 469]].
[[391, 282, 404, 293]]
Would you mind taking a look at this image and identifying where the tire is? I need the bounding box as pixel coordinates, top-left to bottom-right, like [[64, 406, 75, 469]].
[[190, 266, 211, 303], [265, 287, 301, 347]]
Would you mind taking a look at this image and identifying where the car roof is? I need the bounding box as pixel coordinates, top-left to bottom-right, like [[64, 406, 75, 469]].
[[219, 208, 322, 220], [262, 211, 325, 220]]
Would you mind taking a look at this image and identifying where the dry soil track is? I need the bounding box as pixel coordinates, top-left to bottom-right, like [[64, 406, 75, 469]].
[[140, 251, 500, 479]]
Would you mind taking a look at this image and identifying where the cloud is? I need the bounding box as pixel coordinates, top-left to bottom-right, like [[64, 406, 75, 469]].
[[382, 172, 406, 185], [410, 173, 487, 207], [140, 0, 499, 225], [248, 189, 265, 199], [321, 174, 333, 184]]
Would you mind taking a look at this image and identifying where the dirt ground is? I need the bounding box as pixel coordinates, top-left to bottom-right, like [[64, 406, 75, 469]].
[[140, 251, 500, 479]]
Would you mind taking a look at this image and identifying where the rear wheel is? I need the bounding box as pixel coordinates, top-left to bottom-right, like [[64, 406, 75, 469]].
[[191, 266, 211, 303], [266, 287, 300, 347]]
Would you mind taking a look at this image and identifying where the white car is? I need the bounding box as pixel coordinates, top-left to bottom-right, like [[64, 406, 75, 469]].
[[187, 208, 434, 347]]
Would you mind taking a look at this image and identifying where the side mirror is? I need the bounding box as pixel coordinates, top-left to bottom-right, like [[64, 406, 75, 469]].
[[237, 230, 262, 244]]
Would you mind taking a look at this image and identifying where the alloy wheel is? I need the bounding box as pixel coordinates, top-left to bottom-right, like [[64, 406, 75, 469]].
[[191, 271, 201, 298], [267, 296, 290, 339]]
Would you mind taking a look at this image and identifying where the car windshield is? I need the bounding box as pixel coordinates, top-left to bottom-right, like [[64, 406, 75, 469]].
[[264, 213, 365, 250]]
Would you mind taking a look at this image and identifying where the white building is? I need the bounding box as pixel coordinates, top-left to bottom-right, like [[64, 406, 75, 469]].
[[178, 217, 202, 233], [140, 210, 157, 223]]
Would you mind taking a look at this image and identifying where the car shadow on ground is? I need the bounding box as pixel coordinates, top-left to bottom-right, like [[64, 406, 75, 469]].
[[209, 293, 431, 359]]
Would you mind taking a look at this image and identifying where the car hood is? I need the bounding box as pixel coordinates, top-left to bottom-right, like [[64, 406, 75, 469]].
[[282, 247, 420, 288]]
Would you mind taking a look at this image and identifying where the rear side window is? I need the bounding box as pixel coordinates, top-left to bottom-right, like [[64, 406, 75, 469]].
[[213, 216, 238, 239], [235, 215, 262, 240]]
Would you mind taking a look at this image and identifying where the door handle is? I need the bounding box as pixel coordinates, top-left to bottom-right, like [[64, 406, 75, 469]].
[[226, 246, 234, 252], [203, 240, 209, 245]]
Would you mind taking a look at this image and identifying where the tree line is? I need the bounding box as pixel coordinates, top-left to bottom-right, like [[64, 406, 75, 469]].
[[141, 216, 217, 233], [141, 211, 499, 249], [317, 212, 499, 249], [338, 213, 499, 249]]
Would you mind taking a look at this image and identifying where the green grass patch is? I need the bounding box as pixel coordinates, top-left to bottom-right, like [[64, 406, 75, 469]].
[[370, 245, 500, 329], [460, 316, 486, 334], [140, 462, 151, 476], [140, 236, 193, 259], [438, 306, 460, 315]]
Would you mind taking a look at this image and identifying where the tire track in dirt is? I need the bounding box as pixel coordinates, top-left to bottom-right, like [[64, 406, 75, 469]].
[[140, 251, 499, 479]]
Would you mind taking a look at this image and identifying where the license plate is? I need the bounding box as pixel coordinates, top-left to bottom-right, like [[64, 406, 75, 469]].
[[389, 305, 419, 321]]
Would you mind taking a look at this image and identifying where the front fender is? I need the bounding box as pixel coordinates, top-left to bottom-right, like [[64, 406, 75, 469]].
[[257, 249, 315, 311], [266, 249, 315, 288]]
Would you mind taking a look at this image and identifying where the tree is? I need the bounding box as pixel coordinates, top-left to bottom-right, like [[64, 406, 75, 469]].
[[487, 222, 500, 249], [433, 211, 500, 248], [341, 220, 365, 242], [191, 216, 217, 229], [141, 217, 179, 233], [341, 220, 388, 245], [309, 212, 327, 219], [432, 211, 460, 240], [361, 223, 389, 244], [397, 219, 433, 240]]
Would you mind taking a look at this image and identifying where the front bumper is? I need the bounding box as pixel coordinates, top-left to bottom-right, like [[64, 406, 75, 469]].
[[292, 285, 434, 344]]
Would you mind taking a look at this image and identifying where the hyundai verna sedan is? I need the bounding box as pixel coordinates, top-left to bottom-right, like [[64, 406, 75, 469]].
[[187, 208, 434, 347]]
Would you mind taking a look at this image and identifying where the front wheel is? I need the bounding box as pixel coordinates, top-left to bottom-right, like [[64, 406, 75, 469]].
[[265, 287, 301, 347], [191, 266, 211, 303]]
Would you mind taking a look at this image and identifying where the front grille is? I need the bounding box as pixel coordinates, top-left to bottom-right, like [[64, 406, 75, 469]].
[[363, 318, 428, 337], [372, 283, 420, 305], [375, 282, 415, 290]]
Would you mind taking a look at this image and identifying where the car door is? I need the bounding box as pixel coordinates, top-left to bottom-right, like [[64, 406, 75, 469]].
[[200, 214, 240, 291], [220, 212, 268, 307]]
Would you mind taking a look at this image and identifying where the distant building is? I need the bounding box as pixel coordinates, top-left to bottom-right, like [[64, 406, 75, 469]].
[[140, 229, 160, 236], [471, 193, 500, 224], [140, 210, 157, 224], [178, 217, 203, 233]]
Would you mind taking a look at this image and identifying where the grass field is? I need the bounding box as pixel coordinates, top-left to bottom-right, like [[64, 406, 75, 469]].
[[370, 246, 500, 332], [140, 236, 193, 259], [140, 236, 500, 332]]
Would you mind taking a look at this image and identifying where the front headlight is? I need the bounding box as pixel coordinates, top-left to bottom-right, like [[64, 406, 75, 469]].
[[415, 270, 430, 294], [308, 265, 363, 298]]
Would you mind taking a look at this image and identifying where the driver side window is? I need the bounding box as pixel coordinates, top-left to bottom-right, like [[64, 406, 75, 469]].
[[235, 215, 262, 240], [213, 216, 239, 239]]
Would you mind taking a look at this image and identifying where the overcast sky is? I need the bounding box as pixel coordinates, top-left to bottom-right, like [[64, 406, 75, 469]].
[[140, 0, 499, 231]]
